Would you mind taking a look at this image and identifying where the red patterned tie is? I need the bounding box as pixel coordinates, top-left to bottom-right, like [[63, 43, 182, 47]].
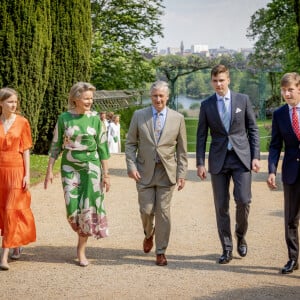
[[292, 106, 300, 140]]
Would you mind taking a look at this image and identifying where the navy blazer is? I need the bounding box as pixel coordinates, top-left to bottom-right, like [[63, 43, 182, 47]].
[[268, 104, 300, 184], [196, 91, 260, 174]]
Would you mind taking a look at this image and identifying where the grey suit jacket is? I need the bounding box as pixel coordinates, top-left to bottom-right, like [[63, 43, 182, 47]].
[[196, 91, 260, 174], [125, 106, 188, 185]]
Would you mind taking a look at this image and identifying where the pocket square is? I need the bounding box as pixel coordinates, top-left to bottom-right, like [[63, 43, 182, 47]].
[[235, 108, 242, 113]]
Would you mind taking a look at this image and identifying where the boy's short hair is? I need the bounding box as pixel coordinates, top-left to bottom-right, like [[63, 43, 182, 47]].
[[280, 72, 300, 87], [211, 64, 229, 78]]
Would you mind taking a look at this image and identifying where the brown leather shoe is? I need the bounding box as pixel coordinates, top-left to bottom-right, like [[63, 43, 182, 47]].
[[156, 254, 167, 266], [143, 230, 154, 253]]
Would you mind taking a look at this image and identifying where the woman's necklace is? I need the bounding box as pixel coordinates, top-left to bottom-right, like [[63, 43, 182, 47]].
[[0, 114, 16, 134]]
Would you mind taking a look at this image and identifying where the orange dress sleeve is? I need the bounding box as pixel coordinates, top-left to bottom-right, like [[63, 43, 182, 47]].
[[20, 118, 32, 152]]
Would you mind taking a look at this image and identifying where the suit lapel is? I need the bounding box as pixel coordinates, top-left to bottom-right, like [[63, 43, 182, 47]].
[[210, 95, 224, 129], [144, 106, 156, 141], [230, 92, 238, 127], [282, 104, 294, 134], [159, 108, 170, 143]]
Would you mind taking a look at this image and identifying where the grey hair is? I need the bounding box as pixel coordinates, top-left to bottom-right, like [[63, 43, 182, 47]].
[[150, 81, 169, 96], [68, 82, 96, 110]]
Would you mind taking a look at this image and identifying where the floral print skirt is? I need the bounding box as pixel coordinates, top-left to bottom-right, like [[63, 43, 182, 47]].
[[61, 150, 108, 238]]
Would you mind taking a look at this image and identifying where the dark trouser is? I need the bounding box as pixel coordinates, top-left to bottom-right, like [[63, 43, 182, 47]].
[[283, 178, 300, 261], [211, 151, 251, 251]]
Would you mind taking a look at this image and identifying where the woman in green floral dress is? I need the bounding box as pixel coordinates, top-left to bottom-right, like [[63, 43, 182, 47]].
[[44, 82, 110, 267]]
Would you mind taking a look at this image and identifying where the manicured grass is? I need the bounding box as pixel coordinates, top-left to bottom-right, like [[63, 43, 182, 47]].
[[31, 154, 61, 185], [185, 118, 272, 152]]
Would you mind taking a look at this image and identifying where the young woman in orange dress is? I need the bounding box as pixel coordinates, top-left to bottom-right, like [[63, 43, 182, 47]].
[[0, 88, 36, 271]]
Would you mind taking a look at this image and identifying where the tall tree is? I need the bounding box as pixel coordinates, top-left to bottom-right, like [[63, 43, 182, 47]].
[[90, 0, 164, 90], [247, 0, 300, 72], [34, 0, 92, 153], [0, 0, 52, 144], [154, 55, 232, 109], [247, 0, 300, 108], [295, 0, 300, 52]]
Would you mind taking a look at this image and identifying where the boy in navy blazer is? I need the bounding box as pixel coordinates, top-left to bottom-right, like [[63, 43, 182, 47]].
[[267, 72, 300, 274]]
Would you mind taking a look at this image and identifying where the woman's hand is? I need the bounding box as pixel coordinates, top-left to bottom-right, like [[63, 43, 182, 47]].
[[102, 175, 110, 192], [44, 170, 54, 189], [22, 175, 30, 190]]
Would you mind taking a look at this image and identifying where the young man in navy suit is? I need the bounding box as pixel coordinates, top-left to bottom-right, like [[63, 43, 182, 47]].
[[196, 64, 260, 264], [267, 72, 300, 274]]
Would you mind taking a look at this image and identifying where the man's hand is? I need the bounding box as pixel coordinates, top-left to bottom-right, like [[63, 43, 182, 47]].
[[267, 173, 277, 190], [177, 178, 185, 191], [252, 159, 260, 173], [128, 170, 141, 182], [197, 165, 207, 180]]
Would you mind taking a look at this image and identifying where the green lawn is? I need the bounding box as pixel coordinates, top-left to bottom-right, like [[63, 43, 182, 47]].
[[30, 154, 61, 185], [30, 119, 272, 184], [185, 118, 272, 152]]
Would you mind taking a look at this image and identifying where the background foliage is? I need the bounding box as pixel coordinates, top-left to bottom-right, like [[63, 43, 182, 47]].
[[34, 0, 92, 154], [0, 0, 300, 155], [0, 0, 52, 145], [90, 0, 164, 90]]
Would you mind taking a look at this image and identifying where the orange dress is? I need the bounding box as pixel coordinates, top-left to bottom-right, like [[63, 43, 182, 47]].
[[0, 115, 36, 248]]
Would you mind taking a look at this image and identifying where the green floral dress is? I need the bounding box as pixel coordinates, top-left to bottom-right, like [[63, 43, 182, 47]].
[[49, 111, 110, 238]]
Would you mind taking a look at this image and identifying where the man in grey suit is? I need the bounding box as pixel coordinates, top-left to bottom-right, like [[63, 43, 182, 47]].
[[125, 81, 188, 266], [196, 64, 260, 264]]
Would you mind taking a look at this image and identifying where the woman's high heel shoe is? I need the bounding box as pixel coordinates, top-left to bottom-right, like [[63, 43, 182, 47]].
[[10, 247, 23, 260]]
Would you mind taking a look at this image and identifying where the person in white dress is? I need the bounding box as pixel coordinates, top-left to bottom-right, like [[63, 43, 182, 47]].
[[108, 114, 121, 153]]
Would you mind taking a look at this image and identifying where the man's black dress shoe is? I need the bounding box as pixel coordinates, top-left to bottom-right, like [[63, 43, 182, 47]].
[[237, 237, 247, 257], [218, 250, 232, 264], [281, 260, 299, 274]]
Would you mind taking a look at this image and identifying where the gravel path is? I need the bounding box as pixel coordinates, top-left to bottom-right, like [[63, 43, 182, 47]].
[[0, 153, 299, 299]]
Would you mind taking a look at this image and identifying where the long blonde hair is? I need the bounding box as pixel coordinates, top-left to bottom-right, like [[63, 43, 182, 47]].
[[0, 87, 20, 115]]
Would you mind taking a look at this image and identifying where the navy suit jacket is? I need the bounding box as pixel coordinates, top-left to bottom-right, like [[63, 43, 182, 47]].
[[196, 91, 260, 174], [268, 104, 300, 184]]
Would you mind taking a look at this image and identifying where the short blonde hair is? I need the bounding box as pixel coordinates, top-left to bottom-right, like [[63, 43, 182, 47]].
[[280, 72, 300, 88], [0, 87, 20, 115], [68, 82, 96, 110]]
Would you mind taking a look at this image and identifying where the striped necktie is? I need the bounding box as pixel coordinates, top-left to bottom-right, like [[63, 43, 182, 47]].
[[154, 112, 162, 143]]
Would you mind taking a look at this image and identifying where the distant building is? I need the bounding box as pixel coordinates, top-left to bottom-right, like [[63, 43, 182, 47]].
[[209, 46, 237, 57], [191, 44, 209, 53], [183, 49, 192, 56], [167, 47, 181, 55], [157, 44, 252, 58]]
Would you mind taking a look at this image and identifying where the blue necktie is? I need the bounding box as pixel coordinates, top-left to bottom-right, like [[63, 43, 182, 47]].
[[221, 98, 230, 132], [221, 98, 232, 150]]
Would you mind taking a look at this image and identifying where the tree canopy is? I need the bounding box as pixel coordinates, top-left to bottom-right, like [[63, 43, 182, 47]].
[[247, 0, 300, 72], [154, 54, 234, 109], [90, 0, 164, 90]]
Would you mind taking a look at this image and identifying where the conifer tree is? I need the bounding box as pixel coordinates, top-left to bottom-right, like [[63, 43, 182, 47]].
[[0, 0, 52, 143], [34, 0, 92, 153]]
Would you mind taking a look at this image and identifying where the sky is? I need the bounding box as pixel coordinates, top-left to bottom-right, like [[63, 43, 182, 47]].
[[156, 0, 271, 51]]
